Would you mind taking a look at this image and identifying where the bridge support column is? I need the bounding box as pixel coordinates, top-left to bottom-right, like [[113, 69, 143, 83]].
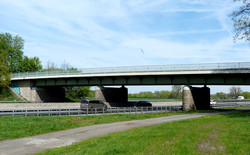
[[95, 86, 128, 107], [10, 81, 65, 102], [182, 86, 210, 111]]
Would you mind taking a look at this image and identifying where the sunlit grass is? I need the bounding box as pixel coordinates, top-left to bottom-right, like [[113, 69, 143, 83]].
[[0, 110, 207, 141], [37, 111, 250, 155]]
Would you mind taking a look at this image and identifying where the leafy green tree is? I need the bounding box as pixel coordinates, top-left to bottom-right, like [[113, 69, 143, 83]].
[[231, 0, 250, 43], [241, 91, 250, 99], [0, 33, 24, 73], [18, 56, 42, 72], [213, 92, 228, 99], [0, 50, 10, 87], [66, 86, 92, 101]]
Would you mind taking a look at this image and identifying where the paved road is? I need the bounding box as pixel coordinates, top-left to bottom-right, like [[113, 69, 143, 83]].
[[0, 110, 245, 155]]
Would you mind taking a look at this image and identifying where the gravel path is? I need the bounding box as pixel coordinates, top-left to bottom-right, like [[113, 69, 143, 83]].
[[0, 111, 239, 155]]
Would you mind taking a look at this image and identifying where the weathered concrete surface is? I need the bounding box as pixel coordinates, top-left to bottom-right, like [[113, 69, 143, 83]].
[[0, 102, 181, 110], [0, 103, 80, 110], [0, 111, 237, 155]]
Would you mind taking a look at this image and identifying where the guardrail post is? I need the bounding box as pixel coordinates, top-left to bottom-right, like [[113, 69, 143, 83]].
[[141, 107, 143, 114], [117, 108, 118, 114], [135, 107, 137, 114], [103, 107, 104, 114], [130, 107, 131, 114], [123, 107, 125, 114], [95, 108, 96, 115], [78, 109, 80, 115], [12, 110, 14, 116], [68, 109, 70, 115], [37, 110, 39, 116], [87, 108, 88, 116], [25, 110, 27, 117]]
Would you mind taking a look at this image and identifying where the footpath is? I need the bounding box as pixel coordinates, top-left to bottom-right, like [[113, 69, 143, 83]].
[[0, 110, 246, 155]]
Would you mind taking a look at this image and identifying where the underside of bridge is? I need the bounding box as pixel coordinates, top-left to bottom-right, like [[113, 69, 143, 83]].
[[10, 80, 212, 110]]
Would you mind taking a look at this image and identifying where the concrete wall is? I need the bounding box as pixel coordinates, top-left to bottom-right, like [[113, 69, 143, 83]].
[[12, 80, 65, 102], [95, 86, 129, 107], [0, 103, 80, 110], [183, 86, 210, 110]]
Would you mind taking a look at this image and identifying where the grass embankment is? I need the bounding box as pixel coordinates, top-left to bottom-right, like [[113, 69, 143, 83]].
[[38, 111, 250, 155], [0, 87, 20, 101], [0, 111, 210, 141]]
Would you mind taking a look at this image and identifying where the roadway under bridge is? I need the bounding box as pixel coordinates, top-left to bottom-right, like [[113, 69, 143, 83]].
[[9, 62, 250, 110]]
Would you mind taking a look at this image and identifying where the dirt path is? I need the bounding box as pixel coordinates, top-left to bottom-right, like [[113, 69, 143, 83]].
[[0, 111, 237, 155]]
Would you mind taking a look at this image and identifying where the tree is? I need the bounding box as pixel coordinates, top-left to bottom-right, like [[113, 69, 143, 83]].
[[213, 92, 228, 99], [231, 0, 250, 43], [65, 86, 92, 100], [228, 86, 243, 98], [172, 85, 182, 98], [241, 91, 250, 99], [0, 50, 10, 87], [18, 56, 42, 72], [0, 33, 24, 73]]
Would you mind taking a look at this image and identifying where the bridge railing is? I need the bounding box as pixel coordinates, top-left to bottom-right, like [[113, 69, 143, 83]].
[[11, 62, 250, 79]]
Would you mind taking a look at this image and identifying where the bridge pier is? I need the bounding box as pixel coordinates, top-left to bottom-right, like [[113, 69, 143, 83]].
[[95, 86, 129, 107], [182, 85, 210, 111], [10, 81, 65, 102]]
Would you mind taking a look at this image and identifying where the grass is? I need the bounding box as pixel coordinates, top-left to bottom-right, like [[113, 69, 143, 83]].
[[0, 87, 20, 101], [0, 110, 211, 141], [37, 111, 250, 155]]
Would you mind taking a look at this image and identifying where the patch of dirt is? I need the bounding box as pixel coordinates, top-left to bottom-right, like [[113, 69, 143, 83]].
[[197, 141, 225, 154]]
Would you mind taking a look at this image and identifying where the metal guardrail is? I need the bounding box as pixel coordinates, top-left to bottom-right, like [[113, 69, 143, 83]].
[[0, 103, 249, 116], [0, 106, 182, 117], [211, 103, 250, 109], [11, 62, 250, 79]]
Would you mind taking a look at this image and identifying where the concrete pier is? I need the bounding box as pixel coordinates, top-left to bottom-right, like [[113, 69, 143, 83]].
[[183, 86, 210, 111]]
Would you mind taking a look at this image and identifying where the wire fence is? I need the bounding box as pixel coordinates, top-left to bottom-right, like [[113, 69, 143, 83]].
[[11, 62, 250, 79]]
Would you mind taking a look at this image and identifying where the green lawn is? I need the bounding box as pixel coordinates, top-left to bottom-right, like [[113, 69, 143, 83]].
[[0, 111, 208, 141], [37, 111, 250, 155]]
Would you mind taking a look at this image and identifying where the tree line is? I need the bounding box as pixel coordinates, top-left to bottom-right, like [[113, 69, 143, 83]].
[[129, 86, 250, 100]]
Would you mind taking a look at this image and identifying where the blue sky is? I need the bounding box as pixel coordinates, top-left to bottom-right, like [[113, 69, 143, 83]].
[[0, 0, 249, 93]]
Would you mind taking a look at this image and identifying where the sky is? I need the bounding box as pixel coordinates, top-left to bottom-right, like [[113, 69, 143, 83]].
[[0, 0, 249, 94]]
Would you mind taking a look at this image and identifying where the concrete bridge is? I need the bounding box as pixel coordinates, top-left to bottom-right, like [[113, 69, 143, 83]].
[[9, 62, 250, 110]]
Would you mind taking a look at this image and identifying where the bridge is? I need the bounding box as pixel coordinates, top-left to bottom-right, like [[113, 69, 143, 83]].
[[9, 62, 250, 110]]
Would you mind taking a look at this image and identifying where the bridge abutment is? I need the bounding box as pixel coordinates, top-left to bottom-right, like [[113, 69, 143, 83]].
[[95, 86, 129, 107], [10, 81, 65, 102], [182, 86, 210, 111]]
